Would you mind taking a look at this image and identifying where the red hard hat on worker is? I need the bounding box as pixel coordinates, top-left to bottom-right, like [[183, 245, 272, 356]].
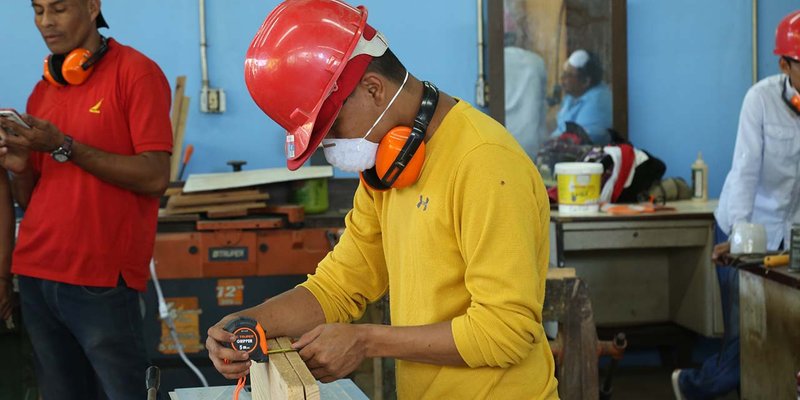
[[245, 0, 388, 170], [774, 10, 800, 61]]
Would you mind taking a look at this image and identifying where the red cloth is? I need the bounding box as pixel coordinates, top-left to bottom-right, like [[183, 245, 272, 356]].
[[611, 144, 635, 202], [12, 39, 173, 291]]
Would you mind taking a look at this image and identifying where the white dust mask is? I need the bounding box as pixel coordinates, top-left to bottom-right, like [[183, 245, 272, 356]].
[[322, 71, 409, 172]]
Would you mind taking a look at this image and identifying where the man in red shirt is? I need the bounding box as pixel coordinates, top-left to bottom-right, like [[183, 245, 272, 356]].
[[0, 171, 13, 322], [0, 1, 173, 398]]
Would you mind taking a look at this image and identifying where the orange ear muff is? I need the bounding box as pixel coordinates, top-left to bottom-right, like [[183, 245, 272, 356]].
[[43, 55, 66, 87], [42, 36, 109, 87], [61, 49, 94, 85], [376, 126, 426, 188], [782, 77, 800, 116], [360, 81, 439, 191], [791, 94, 800, 111]]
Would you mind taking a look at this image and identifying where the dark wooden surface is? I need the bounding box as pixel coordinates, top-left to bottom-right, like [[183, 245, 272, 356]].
[[740, 269, 800, 399], [737, 263, 800, 291], [546, 276, 600, 400]]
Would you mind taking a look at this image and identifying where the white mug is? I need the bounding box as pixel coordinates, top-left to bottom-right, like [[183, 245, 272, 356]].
[[730, 222, 767, 254]]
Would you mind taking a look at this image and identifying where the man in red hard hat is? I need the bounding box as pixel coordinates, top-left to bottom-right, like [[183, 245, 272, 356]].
[[206, 0, 558, 398], [672, 10, 800, 400]]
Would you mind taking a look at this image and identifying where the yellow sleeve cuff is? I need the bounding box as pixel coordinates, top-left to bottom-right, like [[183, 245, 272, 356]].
[[451, 315, 482, 368], [298, 278, 339, 324]]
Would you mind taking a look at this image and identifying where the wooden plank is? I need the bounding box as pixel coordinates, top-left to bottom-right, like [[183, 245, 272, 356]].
[[170, 76, 187, 138], [206, 209, 249, 219], [546, 267, 576, 280], [170, 98, 190, 181], [164, 186, 183, 197], [276, 337, 320, 400], [161, 201, 266, 216], [250, 338, 305, 400], [167, 190, 268, 208], [559, 278, 599, 400], [183, 166, 333, 193]]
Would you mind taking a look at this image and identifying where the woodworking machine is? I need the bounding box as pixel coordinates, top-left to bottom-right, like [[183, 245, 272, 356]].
[[143, 203, 341, 395]]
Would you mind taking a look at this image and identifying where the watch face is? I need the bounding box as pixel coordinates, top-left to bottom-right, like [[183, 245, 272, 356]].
[[53, 152, 69, 163]]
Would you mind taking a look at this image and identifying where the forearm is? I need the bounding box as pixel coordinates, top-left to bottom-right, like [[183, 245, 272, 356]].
[[70, 141, 170, 197], [9, 168, 37, 210], [234, 287, 327, 339], [363, 321, 467, 366]]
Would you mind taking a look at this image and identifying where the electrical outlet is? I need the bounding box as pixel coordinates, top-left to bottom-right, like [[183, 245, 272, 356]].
[[201, 87, 226, 113]]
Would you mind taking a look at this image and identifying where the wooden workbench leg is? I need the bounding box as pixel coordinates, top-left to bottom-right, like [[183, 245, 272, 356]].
[[559, 278, 599, 400]]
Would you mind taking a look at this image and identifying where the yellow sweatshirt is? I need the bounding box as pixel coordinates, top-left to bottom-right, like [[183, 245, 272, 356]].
[[301, 101, 558, 399]]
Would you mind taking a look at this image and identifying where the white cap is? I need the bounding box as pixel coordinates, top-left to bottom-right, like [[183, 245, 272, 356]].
[[567, 49, 590, 68]]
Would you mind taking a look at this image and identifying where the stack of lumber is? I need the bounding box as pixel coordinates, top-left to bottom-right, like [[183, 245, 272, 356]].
[[161, 188, 269, 216]]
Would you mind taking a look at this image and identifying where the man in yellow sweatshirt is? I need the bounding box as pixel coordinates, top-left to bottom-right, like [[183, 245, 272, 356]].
[[206, 1, 558, 398]]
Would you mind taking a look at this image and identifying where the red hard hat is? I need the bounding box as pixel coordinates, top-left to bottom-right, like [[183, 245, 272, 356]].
[[774, 10, 800, 61], [245, 0, 387, 170]]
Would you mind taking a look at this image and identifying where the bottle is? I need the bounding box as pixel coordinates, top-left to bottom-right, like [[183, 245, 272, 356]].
[[291, 178, 329, 214], [691, 152, 708, 201]]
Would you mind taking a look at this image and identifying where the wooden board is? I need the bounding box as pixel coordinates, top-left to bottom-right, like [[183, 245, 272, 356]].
[[170, 99, 190, 181], [167, 189, 269, 208], [276, 337, 320, 400], [171, 76, 187, 137], [183, 166, 333, 193], [161, 201, 267, 216], [250, 338, 306, 400], [546, 267, 576, 280]]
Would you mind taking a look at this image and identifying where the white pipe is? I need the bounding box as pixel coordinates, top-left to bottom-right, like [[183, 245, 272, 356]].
[[475, 0, 486, 107], [150, 259, 209, 387], [752, 0, 758, 84], [199, 0, 210, 90]]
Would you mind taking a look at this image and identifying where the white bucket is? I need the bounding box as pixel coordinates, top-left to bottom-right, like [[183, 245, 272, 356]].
[[555, 162, 603, 215]]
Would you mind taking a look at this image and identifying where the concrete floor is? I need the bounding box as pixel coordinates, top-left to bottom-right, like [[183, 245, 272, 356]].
[[605, 366, 738, 400]]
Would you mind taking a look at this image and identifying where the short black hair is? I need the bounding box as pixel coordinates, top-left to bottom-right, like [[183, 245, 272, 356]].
[[365, 49, 407, 84], [784, 56, 798, 65], [576, 51, 603, 87]]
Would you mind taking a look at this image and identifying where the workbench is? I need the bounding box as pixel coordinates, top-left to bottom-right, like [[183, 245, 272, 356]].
[[169, 378, 367, 400], [549, 200, 723, 337], [738, 263, 800, 399]]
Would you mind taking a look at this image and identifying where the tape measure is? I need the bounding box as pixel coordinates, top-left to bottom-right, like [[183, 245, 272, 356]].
[[224, 317, 269, 363]]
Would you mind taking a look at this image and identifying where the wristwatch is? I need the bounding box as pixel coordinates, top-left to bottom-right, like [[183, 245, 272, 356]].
[[51, 135, 74, 163]]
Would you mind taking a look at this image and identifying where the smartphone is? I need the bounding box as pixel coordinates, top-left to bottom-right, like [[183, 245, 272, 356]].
[[0, 108, 31, 131]]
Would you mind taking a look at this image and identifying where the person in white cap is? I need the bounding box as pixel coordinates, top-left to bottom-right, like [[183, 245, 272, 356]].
[[206, 1, 558, 399], [551, 49, 613, 145]]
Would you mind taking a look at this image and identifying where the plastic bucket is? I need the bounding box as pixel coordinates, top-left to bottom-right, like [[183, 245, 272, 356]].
[[555, 162, 603, 215]]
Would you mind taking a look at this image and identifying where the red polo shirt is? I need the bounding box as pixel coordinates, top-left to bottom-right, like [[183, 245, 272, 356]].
[[12, 38, 173, 291]]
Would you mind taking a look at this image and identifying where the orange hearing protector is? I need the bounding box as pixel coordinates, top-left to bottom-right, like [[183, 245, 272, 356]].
[[360, 81, 439, 191], [43, 36, 109, 87], [782, 77, 800, 116]]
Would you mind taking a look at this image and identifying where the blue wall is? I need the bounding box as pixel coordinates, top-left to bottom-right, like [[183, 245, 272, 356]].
[[1, 1, 797, 194], [0, 1, 477, 176], [628, 0, 797, 197]]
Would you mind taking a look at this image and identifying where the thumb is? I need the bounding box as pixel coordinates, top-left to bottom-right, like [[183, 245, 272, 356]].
[[292, 325, 323, 350], [21, 114, 38, 127]]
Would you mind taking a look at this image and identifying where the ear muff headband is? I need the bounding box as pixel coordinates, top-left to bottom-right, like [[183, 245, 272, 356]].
[[783, 77, 800, 116], [361, 81, 440, 191], [43, 36, 109, 86], [80, 35, 109, 70]]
